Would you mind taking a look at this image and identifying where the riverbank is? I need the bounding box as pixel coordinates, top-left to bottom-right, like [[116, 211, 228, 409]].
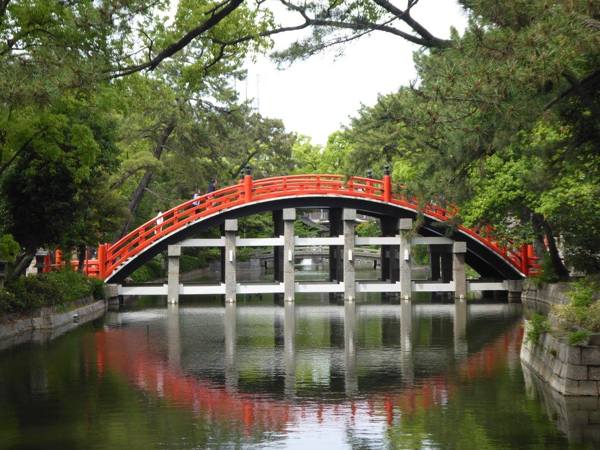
[[0, 295, 106, 350], [521, 279, 600, 396]]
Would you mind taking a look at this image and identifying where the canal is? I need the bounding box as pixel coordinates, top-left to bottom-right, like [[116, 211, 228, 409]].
[[1, 292, 596, 449]]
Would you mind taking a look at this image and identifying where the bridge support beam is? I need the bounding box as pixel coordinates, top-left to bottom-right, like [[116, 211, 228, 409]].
[[343, 209, 356, 302], [399, 218, 412, 301], [167, 245, 181, 304], [224, 219, 238, 303], [506, 279, 523, 303], [329, 208, 343, 283], [430, 245, 452, 282], [381, 217, 399, 283], [453, 241, 467, 300], [283, 208, 295, 302]]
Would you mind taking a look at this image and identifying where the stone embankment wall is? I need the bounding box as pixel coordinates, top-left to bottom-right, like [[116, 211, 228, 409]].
[[522, 280, 570, 314], [522, 363, 600, 444], [0, 296, 106, 346], [521, 326, 600, 395], [521, 280, 600, 396]]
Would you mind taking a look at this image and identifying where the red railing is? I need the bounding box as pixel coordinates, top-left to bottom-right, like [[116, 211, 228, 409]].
[[95, 174, 539, 280], [42, 249, 102, 278]]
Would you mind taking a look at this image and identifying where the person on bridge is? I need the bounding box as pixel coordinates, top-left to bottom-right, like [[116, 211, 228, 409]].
[[154, 210, 163, 234], [207, 178, 217, 193], [192, 189, 201, 206]]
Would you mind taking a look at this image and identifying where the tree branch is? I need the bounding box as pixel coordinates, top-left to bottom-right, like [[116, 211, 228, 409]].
[[110, 0, 244, 78]]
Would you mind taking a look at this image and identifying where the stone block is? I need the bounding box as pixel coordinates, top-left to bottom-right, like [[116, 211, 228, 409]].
[[452, 241, 467, 254], [566, 346, 582, 365], [399, 218, 413, 230], [589, 412, 600, 425], [566, 409, 592, 426], [590, 366, 600, 381], [282, 208, 296, 221], [578, 381, 599, 396], [224, 219, 238, 232], [552, 358, 563, 376], [565, 364, 589, 381], [105, 284, 119, 298], [582, 427, 600, 443], [563, 378, 581, 395], [168, 245, 181, 257], [342, 208, 356, 221], [582, 347, 600, 365]]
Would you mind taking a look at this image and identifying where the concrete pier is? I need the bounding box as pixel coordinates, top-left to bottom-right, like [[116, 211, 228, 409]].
[[283, 209, 295, 302], [452, 241, 467, 300], [224, 219, 237, 303], [167, 245, 181, 304], [343, 209, 356, 302], [399, 218, 412, 300]]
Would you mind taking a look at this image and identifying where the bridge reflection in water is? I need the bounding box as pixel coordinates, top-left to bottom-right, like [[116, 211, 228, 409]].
[[95, 302, 524, 436]]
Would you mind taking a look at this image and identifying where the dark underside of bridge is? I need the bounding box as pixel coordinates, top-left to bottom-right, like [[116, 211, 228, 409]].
[[108, 197, 522, 283]]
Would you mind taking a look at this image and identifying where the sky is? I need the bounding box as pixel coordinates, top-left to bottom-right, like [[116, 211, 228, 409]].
[[242, 1, 468, 145]]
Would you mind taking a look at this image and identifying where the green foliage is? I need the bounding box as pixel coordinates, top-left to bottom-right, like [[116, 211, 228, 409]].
[[355, 220, 379, 237], [568, 329, 590, 346], [552, 277, 600, 333], [532, 253, 561, 285], [0, 270, 103, 314], [130, 258, 165, 283], [526, 313, 550, 344], [0, 234, 20, 262], [568, 278, 599, 308], [329, 1, 600, 277]]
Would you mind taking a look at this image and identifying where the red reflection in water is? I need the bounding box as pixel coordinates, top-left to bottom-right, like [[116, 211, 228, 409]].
[[93, 323, 522, 430]]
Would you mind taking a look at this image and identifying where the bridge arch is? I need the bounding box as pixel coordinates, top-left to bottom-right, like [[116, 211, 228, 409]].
[[100, 175, 535, 283]]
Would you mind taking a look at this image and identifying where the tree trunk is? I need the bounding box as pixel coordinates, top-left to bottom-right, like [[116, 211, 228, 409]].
[[541, 220, 570, 280], [118, 118, 176, 238], [77, 244, 86, 273], [531, 212, 570, 279], [8, 250, 35, 281]]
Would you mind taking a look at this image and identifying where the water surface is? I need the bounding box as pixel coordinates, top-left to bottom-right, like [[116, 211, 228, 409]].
[[0, 301, 592, 449]]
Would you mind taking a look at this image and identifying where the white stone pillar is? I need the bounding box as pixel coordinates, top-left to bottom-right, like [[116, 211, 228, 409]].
[[343, 209, 356, 302], [452, 241, 467, 300], [167, 245, 181, 304], [399, 218, 413, 301], [224, 219, 238, 303], [283, 208, 296, 302]]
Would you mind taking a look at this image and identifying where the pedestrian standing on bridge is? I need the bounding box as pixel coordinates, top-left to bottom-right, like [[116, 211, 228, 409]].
[[207, 178, 217, 193], [154, 210, 163, 235], [192, 188, 201, 206]]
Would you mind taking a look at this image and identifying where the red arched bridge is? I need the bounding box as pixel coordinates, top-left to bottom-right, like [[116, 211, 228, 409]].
[[86, 173, 537, 285]]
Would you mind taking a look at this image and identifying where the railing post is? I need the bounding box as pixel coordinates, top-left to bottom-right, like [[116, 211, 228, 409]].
[[520, 243, 529, 276], [383, 164, 392, 202], [97, 244, 107, 279], [243, 165, 253, 202]]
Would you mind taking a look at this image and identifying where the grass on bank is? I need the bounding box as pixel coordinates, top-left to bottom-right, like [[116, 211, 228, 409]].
[[528, 276, 600, 346], [0, 270, 104, 315]]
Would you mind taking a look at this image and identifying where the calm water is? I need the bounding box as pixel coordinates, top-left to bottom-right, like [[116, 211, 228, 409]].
[[0, 300, 595, 449]]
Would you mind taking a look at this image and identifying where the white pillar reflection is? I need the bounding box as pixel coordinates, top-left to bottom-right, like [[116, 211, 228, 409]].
[[400, 300, 414, 385], [166, 303, 181, 370], [224, 302, 238, 391], [454, 299, 468, 359], [283, 302, 296, 398], [344, 302, 358, 397]]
